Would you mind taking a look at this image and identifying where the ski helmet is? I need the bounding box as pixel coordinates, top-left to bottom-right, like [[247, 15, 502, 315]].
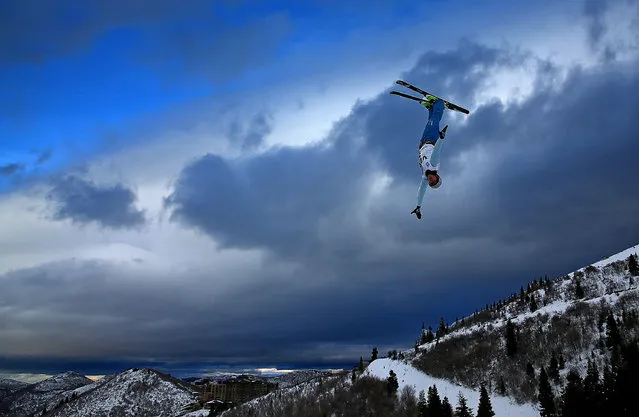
[[429, 174, 442, 189]]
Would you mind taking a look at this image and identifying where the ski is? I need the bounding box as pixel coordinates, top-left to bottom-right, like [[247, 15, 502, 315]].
[[394, 80, 470, 114], [389, 90, 428, 103]]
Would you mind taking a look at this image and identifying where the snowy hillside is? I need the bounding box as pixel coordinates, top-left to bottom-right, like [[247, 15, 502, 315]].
[[0, 378, 29, 401], [219, 372, 352, 417], [365, 358, 538, 416], [0, 371, 92, 417], [587, 243, 639, 269], [266, 369, 336, 389], [45, 368, 200, 417], [410, 242, 639, 403]]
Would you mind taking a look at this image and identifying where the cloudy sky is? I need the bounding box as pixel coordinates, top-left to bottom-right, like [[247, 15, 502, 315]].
[[1, 0, 639, 380]]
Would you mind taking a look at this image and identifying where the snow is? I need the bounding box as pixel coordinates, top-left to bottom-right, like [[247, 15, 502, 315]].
[[182, 410, 210, 417], [46, 368, 199, 417], [0, 371, 93, 417], [586, 244, 639, 269], [365, 359, 538, 417], [417, 243, 638, 353]]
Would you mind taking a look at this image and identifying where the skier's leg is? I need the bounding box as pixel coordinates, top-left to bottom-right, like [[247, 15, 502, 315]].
[[419, 99, 445, 144]]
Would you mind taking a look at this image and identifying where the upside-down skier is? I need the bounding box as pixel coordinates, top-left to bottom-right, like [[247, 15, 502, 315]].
[[410, 95, 448, 220], [389, 80, 470, 220]]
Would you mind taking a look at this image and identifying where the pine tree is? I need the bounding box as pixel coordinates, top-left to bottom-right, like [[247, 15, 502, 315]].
[[455, 392, 473, 417], [420, 322, 427, 345], [358, 356, 364, 372], [436, 317, 447, 339], [442, 396, 454, 417], [351, 368, 356, 383], [583, 359, 602, 414], [476, 384, 495, 417], [601, 363, 616, 412], [497, 376, 506, 395], [575, 279, 585, 299], [627, 254, 639, 276], [526, 362, 535, 378], [427, 385, 443, 417], [426, 326, 435, 343], [520, 286, 525, 302], [371, 347, 378, 362], [505, 320, 517, 358], [614, 340, 639, 417], [559, 355, 565, 369], [606, 313, 621, 349], [538, 366, 556, 417], [418, 390, 428, 417], [387, 370, 399, 396], [530, 294, 538, 312], [560, 369, 585, 417]]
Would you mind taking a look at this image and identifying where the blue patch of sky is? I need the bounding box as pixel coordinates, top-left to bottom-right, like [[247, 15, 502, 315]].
[[0, 0, 435, 178], [0, 28, 213, 169]]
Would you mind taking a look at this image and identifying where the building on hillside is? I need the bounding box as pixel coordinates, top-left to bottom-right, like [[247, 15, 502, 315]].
[[202, 376, 277, 405]]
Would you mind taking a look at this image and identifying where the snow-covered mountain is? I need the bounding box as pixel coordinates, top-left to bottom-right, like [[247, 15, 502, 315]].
[[0, 378, 29, 401], [0, 368, 200, 417], [44, 368, 200, 417], [411, 243, 639, 403], [0, 371, 92, 417]]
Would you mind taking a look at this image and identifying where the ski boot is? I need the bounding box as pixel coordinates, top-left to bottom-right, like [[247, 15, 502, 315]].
[[411, 206, 422, 219], [420, 95, 438, 110], [439, 125, 448, 139]]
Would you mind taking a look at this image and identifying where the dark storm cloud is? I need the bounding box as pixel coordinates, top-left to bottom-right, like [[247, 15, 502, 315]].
[[46, 175, 146, 230], [0, 163, 23, 177], [164, 139, 367, 256], [166, 39, 639, 281], [0, 258, 432, 373], [3, 35, 639, 375], [0, 1, 292, 83]]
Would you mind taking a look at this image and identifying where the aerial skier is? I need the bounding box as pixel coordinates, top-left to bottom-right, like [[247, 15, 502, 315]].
[[411, 96, 447, 219], [389, 80, 470, 220]]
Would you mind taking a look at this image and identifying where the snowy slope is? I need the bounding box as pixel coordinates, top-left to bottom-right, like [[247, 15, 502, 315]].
[[46, 368, 199, 417], [587, 243, 639, 269], [365, 359, 538, 417], [182, 410, 209, 417], [0, 371, 92, 417], [416, 243, 639, 352], [407, 242, 639, 403]]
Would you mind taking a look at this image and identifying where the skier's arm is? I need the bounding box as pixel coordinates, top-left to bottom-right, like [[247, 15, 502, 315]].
[[417, 175, 428, 207], [429, 136, 445, 168]]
